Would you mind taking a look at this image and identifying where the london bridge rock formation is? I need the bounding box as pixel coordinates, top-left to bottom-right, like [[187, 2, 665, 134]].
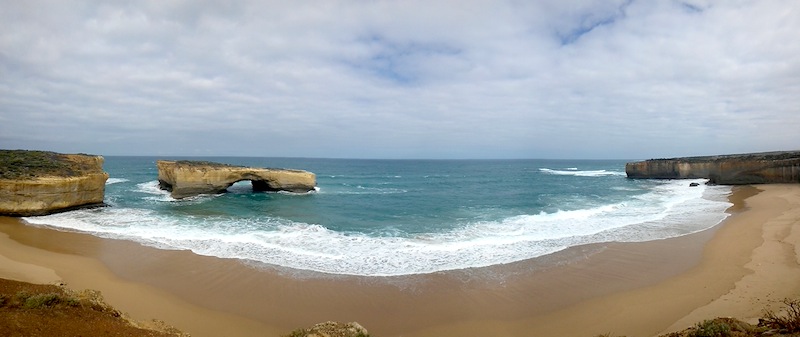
[[157, 160, 316, 199], [0, 150, 109, 216], [626, 151, 800, 184]]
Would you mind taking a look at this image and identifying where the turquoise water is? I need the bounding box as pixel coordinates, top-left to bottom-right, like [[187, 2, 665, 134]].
[[25, 157, 732, 276]]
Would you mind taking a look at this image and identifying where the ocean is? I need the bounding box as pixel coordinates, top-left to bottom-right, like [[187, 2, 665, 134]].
[[23, 157, 732, 277]]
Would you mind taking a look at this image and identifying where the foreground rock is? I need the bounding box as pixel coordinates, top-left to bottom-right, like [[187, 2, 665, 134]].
[[157, 160, 316, 199], [626, 151, 800, 184], [283, 321, 369, 337], [0, 150, 108, 216]]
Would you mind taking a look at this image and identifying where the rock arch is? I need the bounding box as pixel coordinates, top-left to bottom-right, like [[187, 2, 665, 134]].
[[156, 160, 316, 199]]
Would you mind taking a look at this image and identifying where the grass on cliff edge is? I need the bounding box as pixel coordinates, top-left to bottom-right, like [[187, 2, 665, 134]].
[[0, 278, 186, 337], [0, 150, 95, 180]]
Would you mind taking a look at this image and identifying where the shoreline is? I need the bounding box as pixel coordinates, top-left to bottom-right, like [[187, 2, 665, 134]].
[[0, 184, 798, 336]]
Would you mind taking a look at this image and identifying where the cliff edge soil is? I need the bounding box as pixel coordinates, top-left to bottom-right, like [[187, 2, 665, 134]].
[[0, 150, 108, 216], [0, 278, 186, 337]]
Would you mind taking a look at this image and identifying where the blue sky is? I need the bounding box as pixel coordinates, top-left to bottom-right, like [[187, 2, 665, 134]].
[[1, 0, 798, 159]]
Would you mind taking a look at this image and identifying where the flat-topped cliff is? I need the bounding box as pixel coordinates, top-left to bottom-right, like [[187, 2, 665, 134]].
[[156, 160, 316, 199], [626, 151, 800, 184], [0, 150, 109, 216]]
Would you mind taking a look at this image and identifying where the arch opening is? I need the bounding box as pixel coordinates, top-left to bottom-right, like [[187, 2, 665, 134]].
[[225, 179, 278, 194]]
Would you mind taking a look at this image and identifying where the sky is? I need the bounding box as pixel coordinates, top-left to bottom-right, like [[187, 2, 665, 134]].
[[1, 0, 798, 159]]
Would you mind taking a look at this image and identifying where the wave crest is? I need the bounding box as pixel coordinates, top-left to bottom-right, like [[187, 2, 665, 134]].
[[106, 178, 129, 185], [539, 168, 626, 177]]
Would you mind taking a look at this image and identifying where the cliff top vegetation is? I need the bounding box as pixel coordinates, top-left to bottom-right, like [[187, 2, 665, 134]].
[[170, 160, 236, 168], [649, 150, 800, 163], [160, 160, 303, 174], [0, 150, 98, 180]]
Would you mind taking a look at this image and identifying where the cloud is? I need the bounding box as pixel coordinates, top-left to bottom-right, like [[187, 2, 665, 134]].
[[1, 0, 798, 159]]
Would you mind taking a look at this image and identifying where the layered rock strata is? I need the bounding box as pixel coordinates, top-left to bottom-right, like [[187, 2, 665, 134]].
[[0, 151, 109, 216], [157, 160, 316, 199], [626, 151, 800, 184]]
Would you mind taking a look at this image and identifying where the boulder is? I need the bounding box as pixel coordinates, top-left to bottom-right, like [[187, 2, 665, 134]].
[[0, 150, 109, 216], [156, 160, 316, 199], [284, 321, 369, 337]]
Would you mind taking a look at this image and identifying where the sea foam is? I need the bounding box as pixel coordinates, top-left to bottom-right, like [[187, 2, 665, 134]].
[[105, 178, 129, 185], [539, 168, 627, 177], [25, 178, 731, 277]]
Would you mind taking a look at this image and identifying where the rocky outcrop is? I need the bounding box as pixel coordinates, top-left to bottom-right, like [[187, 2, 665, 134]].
[[284, 321, 369, 337], [0, 151, 109, 216], [156, 160, 316, 199], [626, 151, 800, 184]]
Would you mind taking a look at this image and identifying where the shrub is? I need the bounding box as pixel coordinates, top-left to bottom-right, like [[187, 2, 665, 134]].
[[15, 291, 32, 302], [7, 291, 80, 309], [285, 330, 305, 337], [65, 297, 81, 307], [689, 319, 731, 337], [23, 293, 62, 309], [760, 298, 800, 333]]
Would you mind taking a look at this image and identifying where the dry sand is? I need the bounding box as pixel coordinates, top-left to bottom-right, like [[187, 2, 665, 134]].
[[0, 184, 798, 337]]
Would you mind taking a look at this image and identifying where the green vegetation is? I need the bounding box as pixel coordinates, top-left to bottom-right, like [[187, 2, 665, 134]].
[[648, 150, 800, 163], [173, 160, 235, 168], [0, 290, 80, 309], [0, 150, 95, 180], [688, 319, 733, 337], [0, 278, 186, 336], [23, 292, 78, 309]]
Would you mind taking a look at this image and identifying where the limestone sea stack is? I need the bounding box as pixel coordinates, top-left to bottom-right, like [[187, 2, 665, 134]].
[[0, 150, 109, 216], [156, 160, 317, 199], [626, 150, 800, 184]]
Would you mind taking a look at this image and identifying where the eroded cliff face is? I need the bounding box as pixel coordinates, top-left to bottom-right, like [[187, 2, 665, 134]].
[[0, 152, 109, 216], [626, 151, 800, 184], [156, 160, 316, 199]]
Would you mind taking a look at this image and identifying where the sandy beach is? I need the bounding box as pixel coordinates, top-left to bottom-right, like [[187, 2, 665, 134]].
[[1, 184, 799, 337]]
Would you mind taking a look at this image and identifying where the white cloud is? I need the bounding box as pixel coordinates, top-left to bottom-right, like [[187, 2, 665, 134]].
[[1, 0, 798, 158]]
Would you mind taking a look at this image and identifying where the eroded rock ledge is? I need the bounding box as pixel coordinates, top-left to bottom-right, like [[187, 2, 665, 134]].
[[0, 150, 109, 216], [156, 160, 316, 199], [626, 151, 800, 184]]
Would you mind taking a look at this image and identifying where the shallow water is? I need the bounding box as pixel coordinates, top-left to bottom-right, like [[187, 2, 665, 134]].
[[24, 157, 731, 276]]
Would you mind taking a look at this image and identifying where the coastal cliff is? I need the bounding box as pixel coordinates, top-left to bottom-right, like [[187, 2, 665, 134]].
[[0, 150, 109, 216], [626, 151, 800, 184], [157, 160, 316, 199]]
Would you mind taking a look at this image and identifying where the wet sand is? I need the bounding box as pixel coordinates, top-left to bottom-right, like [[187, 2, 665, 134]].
[[1, 184, 799, 336]]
